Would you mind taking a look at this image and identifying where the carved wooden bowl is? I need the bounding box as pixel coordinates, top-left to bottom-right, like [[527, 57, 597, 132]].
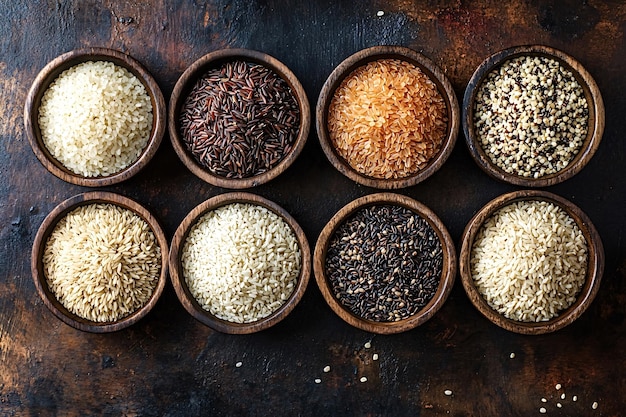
[[314, 193, 456, 334], [169, 192, 311, 334], [459, 190, 604, 334], [24, 48, 166, 186], [31, 192, 169, 333], [316, 45, 460, 189], [463, 45, 605, 187], [168, 48, 311, 189]]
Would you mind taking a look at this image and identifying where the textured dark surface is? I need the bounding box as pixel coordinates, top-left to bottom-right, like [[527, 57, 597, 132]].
[[1, 1, 625, 416]]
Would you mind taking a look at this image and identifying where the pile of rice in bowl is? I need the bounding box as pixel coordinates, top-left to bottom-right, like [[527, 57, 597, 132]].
[[43, 203, 162, 323], [470, 200, 588, 322], [38, 60, 153, 177], [181, 203, 302, 324]]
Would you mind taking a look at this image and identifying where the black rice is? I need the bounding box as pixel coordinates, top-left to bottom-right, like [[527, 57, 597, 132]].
[[179, 60, 300, 179], [325, 204, 443, 322]]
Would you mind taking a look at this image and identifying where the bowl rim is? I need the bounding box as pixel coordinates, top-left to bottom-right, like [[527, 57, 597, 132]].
[[168, 191, 312, 334], [31, 191, 169, 333], [313, 192, 457, 334], [459, 189, 605, 334], [24, 47, 166, 187], [168, 48, 311, 189], [462, 44, 605, 187], [315, 45, 460, 190]]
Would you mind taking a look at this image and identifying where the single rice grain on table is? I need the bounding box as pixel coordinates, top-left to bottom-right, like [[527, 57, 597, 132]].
[[327, 58, 448, 179]]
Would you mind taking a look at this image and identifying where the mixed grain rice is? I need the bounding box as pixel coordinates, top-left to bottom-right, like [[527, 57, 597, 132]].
[[43, 203, 161, 322], [473, 55, 589, 178], [328, 58, 448, 179], [38, 60, 153, 177], [181, 203, 301, 323], [470, 200, 588, 322]]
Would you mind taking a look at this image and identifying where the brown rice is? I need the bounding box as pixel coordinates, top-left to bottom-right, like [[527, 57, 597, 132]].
[[43, 203, 161, 322]]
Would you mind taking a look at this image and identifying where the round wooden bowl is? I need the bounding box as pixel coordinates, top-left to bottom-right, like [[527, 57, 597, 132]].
[[169, 192, 311, 334], [316, 45, 460, 189], [168, 48, 311, 189], [31, 192, 169, 333], [463, 45, 605, 187], [313, 193, 456, 334], [24, 48, 166, 187], [459, 190, 604, 334]]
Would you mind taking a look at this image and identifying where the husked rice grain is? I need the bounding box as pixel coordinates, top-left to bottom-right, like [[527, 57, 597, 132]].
[[38, 61, 153, 177], [470, 200, 588, 322], [181, 203, 301, 323], [43, 204, 161, 322], [328, 58, 448, 179]]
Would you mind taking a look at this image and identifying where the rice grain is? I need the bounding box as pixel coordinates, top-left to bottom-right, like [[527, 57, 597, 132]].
[[328, 58, 448, 179], [43, 203, 161, 322], [38, 61, 153, 177], [470, 200, 588, 322]]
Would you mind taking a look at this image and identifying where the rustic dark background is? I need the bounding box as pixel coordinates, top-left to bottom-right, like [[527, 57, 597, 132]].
[[1, 1, 625, 416]]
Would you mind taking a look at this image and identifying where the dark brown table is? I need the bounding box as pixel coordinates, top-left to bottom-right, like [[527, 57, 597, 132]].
[[2, 1, 624, 415]]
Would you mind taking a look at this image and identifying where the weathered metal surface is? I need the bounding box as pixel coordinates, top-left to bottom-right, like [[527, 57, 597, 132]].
[[1, 1, 625, 415]]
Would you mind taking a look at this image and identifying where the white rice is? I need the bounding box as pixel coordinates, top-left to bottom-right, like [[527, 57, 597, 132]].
[[38, 60, 153, 177], [470, 200, 588, 322], [43, 203, 162, 323], [181, 203, 301, 324]]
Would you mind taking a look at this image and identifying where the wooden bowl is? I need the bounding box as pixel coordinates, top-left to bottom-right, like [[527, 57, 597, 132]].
[[463, 45, 605, 187], [168, 48, 310, 189], [31, 192, 169, 333], [459, 190, 604, 334], [316, 45, 460, 189], [24, 48, 166, 187], [169, 192, 311, 334], [313, 193, 456, 334]]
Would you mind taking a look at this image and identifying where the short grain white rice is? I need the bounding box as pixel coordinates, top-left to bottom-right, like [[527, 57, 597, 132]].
[[43, 203, 161, 322], [181, 203, 301, 324], [38, 60, 153, 177], [470, 200, 588, 322]]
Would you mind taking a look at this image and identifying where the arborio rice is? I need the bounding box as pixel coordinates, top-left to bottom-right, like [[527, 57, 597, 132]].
[[181, 203, 301, 323], [38, 60, 153, 177], [43, 204, 161, 323], [470, 200, 588, 322]]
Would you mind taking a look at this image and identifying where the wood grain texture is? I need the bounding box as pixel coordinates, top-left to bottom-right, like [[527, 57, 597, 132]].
[[1, 1, 625, 416]]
